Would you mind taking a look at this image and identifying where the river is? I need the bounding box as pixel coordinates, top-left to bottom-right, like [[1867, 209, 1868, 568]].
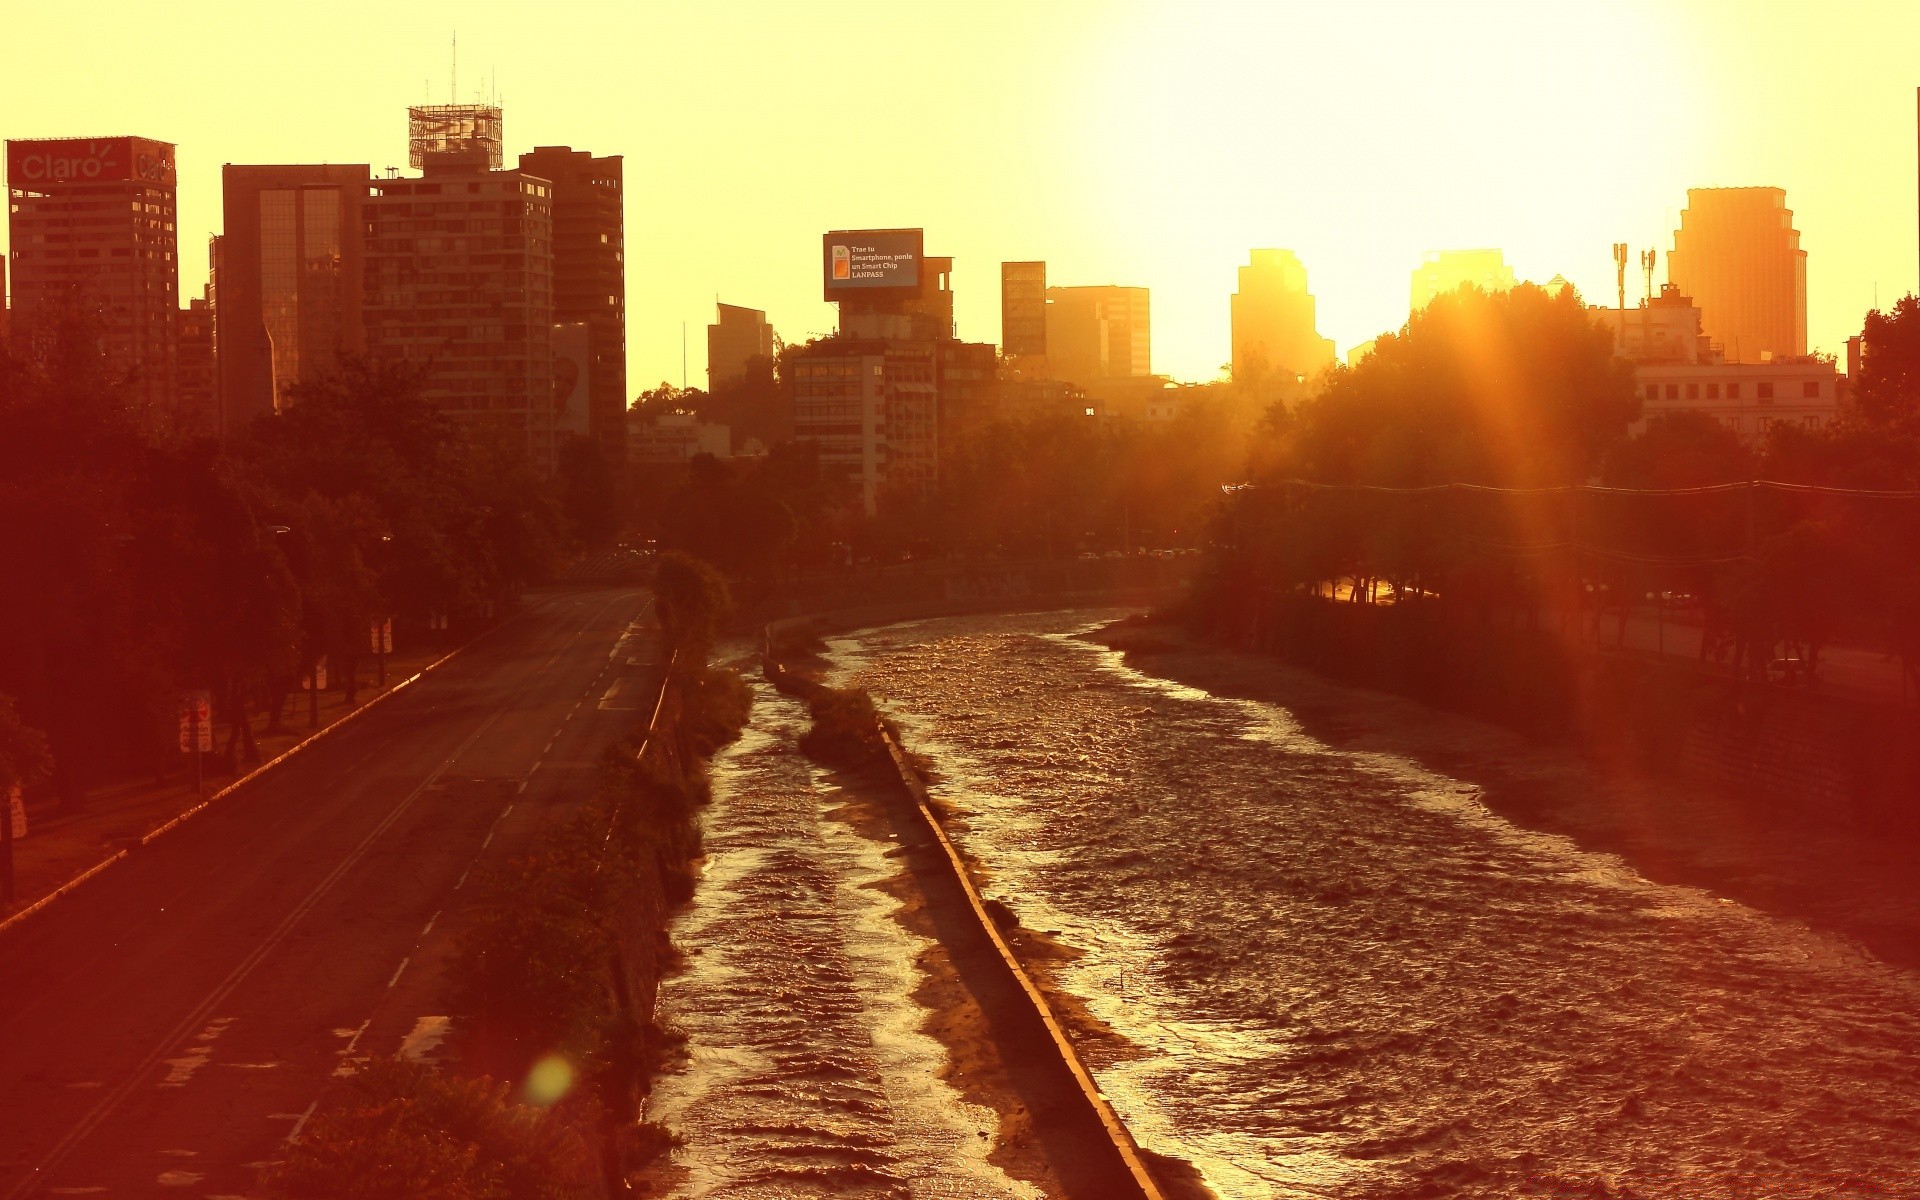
[[820, 610, 1920, 1200], [645, 672, 1042, 1199]]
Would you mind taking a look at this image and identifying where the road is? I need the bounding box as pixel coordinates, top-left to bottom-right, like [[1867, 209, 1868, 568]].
[[0, 586, 654, 1198]]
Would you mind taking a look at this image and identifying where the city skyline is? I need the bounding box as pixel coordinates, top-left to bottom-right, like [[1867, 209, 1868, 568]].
[[3, 0, 1918, 392]]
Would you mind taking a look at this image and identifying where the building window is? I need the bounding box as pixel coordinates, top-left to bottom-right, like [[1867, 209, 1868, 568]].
[[1802, 381, 1820, 399], [1805, 415, 1821, 429], [1685, 383, 1699, 399], [1664, 384, 1679, 400], [1705, 383, 1719, 399], [1758, 382, 1774, 401], [1726, 383, 1740, 399]]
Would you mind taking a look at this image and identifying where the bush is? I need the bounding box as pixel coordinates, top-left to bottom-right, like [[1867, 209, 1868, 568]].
[[799, 686, 893, 768], [267, 1058, 595, 1200]]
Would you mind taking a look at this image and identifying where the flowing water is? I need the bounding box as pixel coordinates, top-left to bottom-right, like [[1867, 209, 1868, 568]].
[[647, 674, 1041, 1199], [823, 610, 1920, 1200]]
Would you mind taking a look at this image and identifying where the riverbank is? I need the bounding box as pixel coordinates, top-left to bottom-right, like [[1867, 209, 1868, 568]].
[[1096, 617, 1920, 973]]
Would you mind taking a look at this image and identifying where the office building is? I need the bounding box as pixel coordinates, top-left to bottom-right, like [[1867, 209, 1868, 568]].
[[707, 302, 774, 390], [1591, 283, 1716, 366], [1231, 249, 1335, 383], [1632, 358, 1838, 441], [1667, 187, 1806, 363], [364, 106, 557, 468], [1045, 285, 1150, 388], [1001, 261, 1047, 359], [6, 136, 179, 414], [628, 409, 732, 466], [519, 146, 624, 465], [1411, 249, 1515, 312], [175, 294, 216, 437], [218, 164, 370, 433]]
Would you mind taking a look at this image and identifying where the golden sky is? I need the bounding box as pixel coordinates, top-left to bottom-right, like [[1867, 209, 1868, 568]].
[[4, 0, 1917, 391]]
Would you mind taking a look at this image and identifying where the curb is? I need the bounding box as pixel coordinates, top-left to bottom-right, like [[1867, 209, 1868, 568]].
[[0, 617, 512, 940]]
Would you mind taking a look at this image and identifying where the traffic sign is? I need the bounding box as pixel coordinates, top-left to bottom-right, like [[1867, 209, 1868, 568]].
[[370, 617, 393, 654], [178, 690, 213, 753], [8, 785, 24, 840]]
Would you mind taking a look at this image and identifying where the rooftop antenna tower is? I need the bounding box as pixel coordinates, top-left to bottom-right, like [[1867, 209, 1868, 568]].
[[451, 31, 457, 104], [1640, 248, 1656, 303], [1612, 242, 1629, 343]]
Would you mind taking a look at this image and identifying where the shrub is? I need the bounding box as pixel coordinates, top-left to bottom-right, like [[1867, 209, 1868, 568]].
[[267, 1058, 595, 1200]]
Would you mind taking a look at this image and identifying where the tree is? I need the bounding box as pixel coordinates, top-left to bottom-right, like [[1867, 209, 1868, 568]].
[[1266, 283, 1638, 488], [1603, 411, 1755, 488], [1856, 294, 1920, 430], [652, 552, 731, 666]]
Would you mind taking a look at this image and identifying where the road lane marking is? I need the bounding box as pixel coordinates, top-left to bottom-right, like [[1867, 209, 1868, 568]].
[[420, 911, 440, 938], [386, 957, 410, 988], [398, 1015, 451, 1063], [0, 696, 516, 1199]]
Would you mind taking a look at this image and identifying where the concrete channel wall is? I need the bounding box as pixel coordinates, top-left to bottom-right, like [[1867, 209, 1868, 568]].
[[760, 583, 1182, 1200]]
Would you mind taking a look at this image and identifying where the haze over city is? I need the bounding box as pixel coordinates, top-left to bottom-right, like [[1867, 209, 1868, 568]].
[[8, 3, 1920, 1198], [4, 0, 1919, 385]]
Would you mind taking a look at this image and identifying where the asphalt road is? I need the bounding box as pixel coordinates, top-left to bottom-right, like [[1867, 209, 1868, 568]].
[[0, 586, 655, 1198]]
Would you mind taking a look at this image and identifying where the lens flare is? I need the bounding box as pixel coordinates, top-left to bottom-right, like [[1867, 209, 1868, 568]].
[[526, 1055, 573, 1107]]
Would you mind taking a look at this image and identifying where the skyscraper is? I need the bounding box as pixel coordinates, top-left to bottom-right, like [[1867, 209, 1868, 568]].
[[1667, 187, 1806, 363], [6, 136, 178, 414], [1231, 249, 1335, 382], [518, 146, 625, 466], [1000, 261, 1047, 359], [218, 164, 370, 433], [1410, 249, 1515, 312], [1045, 285, 1150, 388], [364, 107, 557, 468], [707, 302, 774, 390]]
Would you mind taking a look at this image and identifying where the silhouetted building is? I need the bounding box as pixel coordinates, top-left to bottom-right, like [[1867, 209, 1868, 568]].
[[1632, 357, 1838, 441], [938, 338, 1000, 442], [628, 409, 732, 466], [519, 146, 624, 466], [175, 294, 216, 437], [6, 136, 178, 414], [218, 164, 370, 433], [1001, 261, 1047, 359], [707, 302, 774, 390], [1045, 285, 1149, 388], [1, 257, 8, 341], [365, 109, 556, 469], [1667, 187, 1806, 363], [1231, 249, 1335, 382], [1411, 249, 1515, 311], [1591, 283, 1716, 366], [838, 254, 956, 343]]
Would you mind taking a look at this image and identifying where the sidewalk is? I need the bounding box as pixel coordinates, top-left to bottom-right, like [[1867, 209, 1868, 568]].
[[3, 644, 457, 926]]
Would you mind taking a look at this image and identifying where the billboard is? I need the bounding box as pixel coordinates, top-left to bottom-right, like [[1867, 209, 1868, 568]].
[[551, 322, 593, 438], [6, 137, 176, 187], [823, 229, 923, 299]]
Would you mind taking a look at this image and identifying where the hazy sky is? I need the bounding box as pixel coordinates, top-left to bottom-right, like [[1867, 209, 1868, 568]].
[[4, 0, 1917, 391]]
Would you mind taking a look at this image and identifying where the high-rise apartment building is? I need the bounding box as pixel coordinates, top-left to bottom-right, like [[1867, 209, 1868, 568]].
[[792, 236, 997, 513], [1667, 187, 1806, 363], [364, 107, 557, 468], [1411, 249, 1515, 312], [1001, 261, 1047, 359], [218, 164, 370, 433], [518, 146, 625, 466], [175, 295, 216, 438], [707, 302, 775, 390], [1045, 285, 1150, 388], [6, 137, 178, 414], [1231, 249, 1335, 382]]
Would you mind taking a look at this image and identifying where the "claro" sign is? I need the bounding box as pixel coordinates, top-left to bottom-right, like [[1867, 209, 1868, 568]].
[[6, 137, 176, 187]]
